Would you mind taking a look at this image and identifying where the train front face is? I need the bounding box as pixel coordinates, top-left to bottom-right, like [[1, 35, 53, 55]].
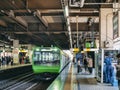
[[32, 47, 61, 80]]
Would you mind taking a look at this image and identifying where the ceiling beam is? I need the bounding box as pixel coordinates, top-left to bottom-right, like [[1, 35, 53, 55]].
[[105, 0, 113, 3], [0, 29, 99, 34], [34, 10, 48, 28], [0, 20, 7, 27], [0, 10, 28, 29]]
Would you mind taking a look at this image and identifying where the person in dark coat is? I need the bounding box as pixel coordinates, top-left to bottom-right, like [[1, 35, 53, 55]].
[[11, 56, 13, 65], [72, 57, 75, 64], [77, 58, 81, 73], [116, 53, 120, 90], [83, 55, 88, 73]]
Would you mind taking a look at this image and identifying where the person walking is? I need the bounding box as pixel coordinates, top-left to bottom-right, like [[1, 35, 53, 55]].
[[83, 55, 88, 73], [87, 55, 93, 74], [116, 53, 120, 90], [77, 58, 81, 73], [72, 57, 75, 64], [104, 53, 112, 83]]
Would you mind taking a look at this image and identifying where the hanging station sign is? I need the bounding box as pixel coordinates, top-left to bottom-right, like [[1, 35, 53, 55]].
[[73, 48, 79, 52]]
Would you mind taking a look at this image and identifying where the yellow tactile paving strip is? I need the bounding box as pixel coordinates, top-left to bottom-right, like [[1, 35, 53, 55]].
[[64, 64, 72, 90], [64, 64, 77, 90]]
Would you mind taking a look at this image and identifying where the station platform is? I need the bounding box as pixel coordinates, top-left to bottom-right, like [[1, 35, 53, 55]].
[[0, 64, 31, 71], [47, 63, 119, 90], [0, 64, 32, 79]]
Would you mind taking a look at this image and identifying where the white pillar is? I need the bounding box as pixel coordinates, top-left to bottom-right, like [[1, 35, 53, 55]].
[[12, 40, 19, 64], [28, 44, 32, 63], [113, 11, 120, 49], [99, 8, 113, 48]]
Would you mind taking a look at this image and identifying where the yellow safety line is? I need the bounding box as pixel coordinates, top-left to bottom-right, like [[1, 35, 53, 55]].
[[64, 64, 72, 90]]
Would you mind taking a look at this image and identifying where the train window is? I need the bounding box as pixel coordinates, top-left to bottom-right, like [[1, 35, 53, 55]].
[[42, 52, 45, 61], [42, 52, 52, 61], [53, 53, 59, 60], [49, 52, 53, 60], [33, 50, 60, 65], [33, 51, 41, 61]]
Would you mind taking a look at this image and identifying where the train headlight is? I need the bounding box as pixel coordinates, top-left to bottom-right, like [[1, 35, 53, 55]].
[[36, 48, 40, 51]]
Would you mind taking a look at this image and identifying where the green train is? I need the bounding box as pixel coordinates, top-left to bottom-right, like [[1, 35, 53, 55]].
[[32, 46, 69, 80]]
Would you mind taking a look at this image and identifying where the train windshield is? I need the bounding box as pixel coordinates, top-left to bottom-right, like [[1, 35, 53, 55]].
[[33, 51, 60, 65]]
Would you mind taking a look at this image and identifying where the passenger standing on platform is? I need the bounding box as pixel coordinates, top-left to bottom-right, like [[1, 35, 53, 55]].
[[2, 56, 5, 66], [83, 55, 88, 73], [87, 55, 93, 74], [0, 55, 1, 67], [6, 56, 9, 66], [77, 58, 81, 73], [72, 57, 75, 64], [116, 53, 120, 90], [104, 53, 112, 83], [19, 57, 22, 64], [26, 56, 30, 64], [11, 56, 13, 65], [8, 56, 10, 65]]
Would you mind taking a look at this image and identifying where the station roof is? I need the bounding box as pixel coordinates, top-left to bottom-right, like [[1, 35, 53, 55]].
[[0, 0, 116, 49]]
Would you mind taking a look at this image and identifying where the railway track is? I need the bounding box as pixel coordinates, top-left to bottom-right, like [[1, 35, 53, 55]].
[[0, 72, 52, 90]]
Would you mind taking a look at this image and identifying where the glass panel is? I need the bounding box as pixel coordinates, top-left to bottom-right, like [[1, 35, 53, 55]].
[[33, 51, 41, 61]]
